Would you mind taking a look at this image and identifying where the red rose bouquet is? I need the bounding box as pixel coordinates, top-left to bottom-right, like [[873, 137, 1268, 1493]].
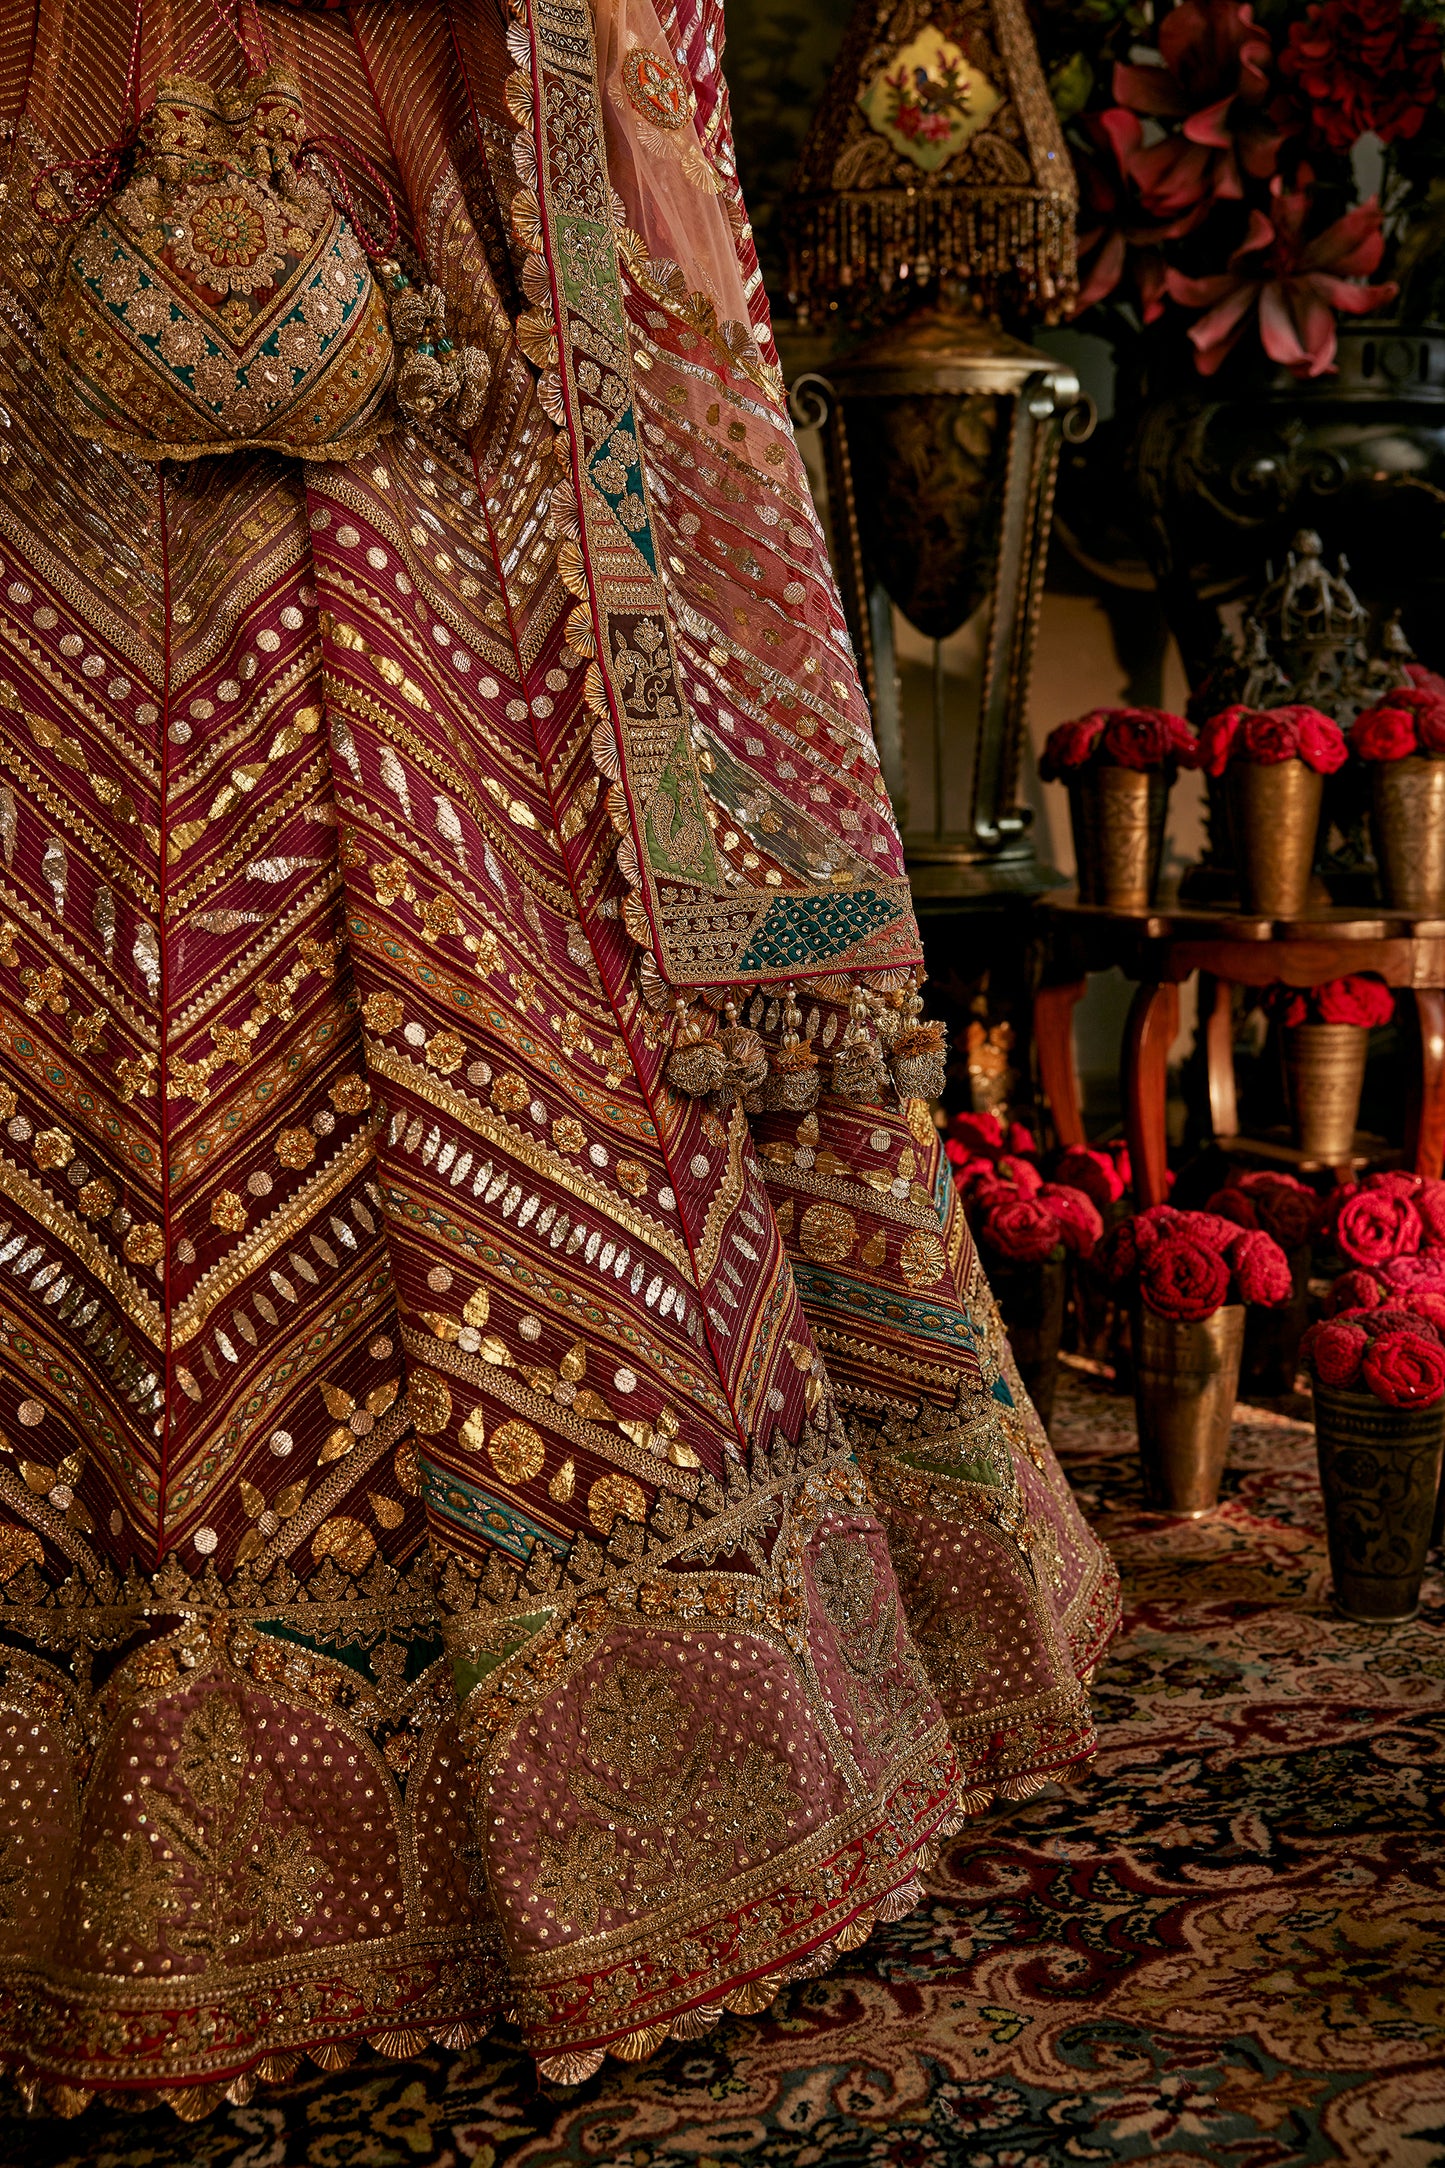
[[1272, 974, 1396, 1029], [1099, 1204, 1291, 1318], [1040, 705, 1196, 780], [1350, 686, 1445, 762], [1053, 1143, 1129, 1210], [1302, 1302, 1445, 1406], [1196, 703, 1348, 778], [1331, 1173, 1427, 1265], [952, 1121, 1106, 1262]]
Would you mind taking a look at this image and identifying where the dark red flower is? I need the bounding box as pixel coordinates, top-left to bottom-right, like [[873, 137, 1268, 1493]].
[[1102, 707, 1196, 770], [1334, 1187, 1423, 1265], [1040, 712, 1110, 780], [1054, 1145, 1127, 1210], [1173, 1210, 1240, 1252], [1140, 1233, 1231, 1319], [1232, 1170, 1325, 1247], [1036, 1183, 1105, 1258], [1362, 1171, 1422, 1196], [1279, 0, 1442, 152], [947, 1110, 1004, 1156], [1304, 1316, 1368, 1385], [998, 1153, 1043, 1196], [981, 1196, 1063, 1264], [1230, 1227, 1293, 1304], [1365, 1304, 1439, 1340], [1207, 1187, 1260, 1228], [1240, 710, 1301, 763], [1315, 975, 1394, 1028], [1361, 1328, 1445, 1406], [1350, 705, 1419, 761], [1197, 704, 1247, 776], [1007, 1121, 1038, 1156], [1071, 111, 1197, 323], [1112, 0, 1289, 219], [1167, 179, 1396, 379], [1279, 705, 1349, 774], [1324, 1267, 1385, 1314]]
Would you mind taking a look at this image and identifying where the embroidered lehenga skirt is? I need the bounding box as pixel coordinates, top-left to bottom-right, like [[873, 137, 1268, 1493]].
[[0, 0, 1119, 2111]]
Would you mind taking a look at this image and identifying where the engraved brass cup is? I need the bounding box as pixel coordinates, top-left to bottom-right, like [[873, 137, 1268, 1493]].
[[1283, 1023, 1368, 1162], [1068, 767, 1169, 910], [1131, 1301, 1246, 1516], [1312, 1383, 1445, 1622], [1370, 756, 1445, 914], [1226, 758, 1324, 918]]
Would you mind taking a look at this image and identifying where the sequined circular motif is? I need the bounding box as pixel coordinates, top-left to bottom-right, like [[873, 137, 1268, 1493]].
[[490, 1419, 545, 1485], [900, 1229, 948, 1286], [800, 1202, 856, 1264], [588, 1472, 648, 1535], [623, 47, 696, 132]]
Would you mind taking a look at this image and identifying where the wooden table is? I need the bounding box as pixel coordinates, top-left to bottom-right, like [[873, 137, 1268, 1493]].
[[1033, 891, 1445, 1206]]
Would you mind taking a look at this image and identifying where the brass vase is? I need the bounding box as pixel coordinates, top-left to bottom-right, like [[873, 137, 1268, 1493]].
[[1370, 757, 1445, 914], [1312, 1383, 1445, 1622], [1242, 1241, 1312, 1397], [988, 1250, 1066, 1432], [1226, 759, 1324, 918], [1068, 768, 1169, 910], [1283, 1023, 1369, 1162], [1132, 1301, 1246, 1516]]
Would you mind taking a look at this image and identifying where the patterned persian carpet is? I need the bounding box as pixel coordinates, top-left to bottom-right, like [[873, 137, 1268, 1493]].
[[8, 1366, 1444, 2168]]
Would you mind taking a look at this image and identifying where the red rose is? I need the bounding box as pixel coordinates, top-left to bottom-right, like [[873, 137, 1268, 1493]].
[[1102, 708, 1192, 770], [1240, 710, 1301, 764], [1054, 1145, 1126, 1209], [1040, 712, 1109, 780], [1324, 1267, 1385, 1314], [1286, 706, 1348, 775], [1206, 1188, 1260, 1229], [1235, 1171, 1323, 1247], [1419, 707, 1445, 755], [1408, 1291, 1445, 1332], [981, 1196, 1063, 1264], [1036, 1182, 1104, 1258], [1362, 1170, 1421, 1197], [1315, 975, 1394, 1028], [998, 1153, 1043, 1196], [1416, 1182, 1445, 1246], [1229, 1228, 1293, 1305], [1304, 1317, 1368, 1386], [1172, 1210, 1239, 1252], [948, 1110, 1004, 1156], [1361, 1329, 1445, 1407], [1007, 1121, 1038, 1155], [1351, 706, 1419, 761], [1139, 1234, 1231, 1320], [1334, 1188, 1422, 1265], [962, 1171, 1014, 1212], [1367, 1304, 1440, 1340], [1197, 705, 1246, 778]]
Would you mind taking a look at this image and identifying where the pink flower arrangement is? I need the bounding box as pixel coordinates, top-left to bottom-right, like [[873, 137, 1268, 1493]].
[[1273, 974, 1396, 1030], [1040, 706, 1196, 780], [1195, 702, 1348, 776], [1099, 1204, 1290, 1319], [1348, 687, 1445, 761]]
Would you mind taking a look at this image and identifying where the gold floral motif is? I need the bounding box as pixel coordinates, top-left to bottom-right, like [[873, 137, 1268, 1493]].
[[363, 990, 403, 1034], [799, 1202, 857, 1264], [312, 1516, 376, 1574], [587, 1472, 647, 1535], [123, 1223, 165, 1265], [900, 1230, 947, 1286], [275, 1125, 316, 1170], [210, 1190, 248, 1232]]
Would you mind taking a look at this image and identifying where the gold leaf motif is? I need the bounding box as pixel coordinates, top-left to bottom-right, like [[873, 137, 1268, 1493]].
[[617, 1417, 657, 1453], [408, 1370, 452, 1435], [19, 1462, 51, 1494], [320, 1382, 355, 1420], [548, 1456, 576, 1503], [668, 1437, 702, 1469], [572, 1388, 613, 1424], [239, 1480, 265, 1519], [312, 1517, 376, 1574], [394, 1439, 420, 1497], [559, 1341, 587, 1384], [480, 1336, 512, 1367], [489, 1418, 544, 1485], [366, 1381, 399, 1418], [459, 1408, 486, 1453], [462, 1289, 490, 1328], [275, 1481, 309, 1518], [370, 1492, 405, 1530], [320, 1427, 355, 1464], [587, 1472, 647, 1535]]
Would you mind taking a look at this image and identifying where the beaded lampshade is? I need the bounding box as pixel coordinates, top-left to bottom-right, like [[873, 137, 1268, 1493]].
[[785, 0, 1077, 324]]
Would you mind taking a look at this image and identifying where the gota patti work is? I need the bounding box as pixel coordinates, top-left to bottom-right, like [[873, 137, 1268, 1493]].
[[0, 0, 1117, 2111]]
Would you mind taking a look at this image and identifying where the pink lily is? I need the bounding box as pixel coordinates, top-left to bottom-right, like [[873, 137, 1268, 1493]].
[[1165, 178, 1397, 377]]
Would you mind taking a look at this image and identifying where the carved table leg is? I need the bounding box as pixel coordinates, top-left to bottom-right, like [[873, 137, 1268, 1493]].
[[1408, 988, 1445, 1180], [1202, 973, 1238, 1141], [1124, 980, 1180, 1208], [1033, 979, 1087, 1149]]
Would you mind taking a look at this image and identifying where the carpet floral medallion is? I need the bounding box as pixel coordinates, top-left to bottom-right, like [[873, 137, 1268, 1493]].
[[7, 1367, 1444, 2168]]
